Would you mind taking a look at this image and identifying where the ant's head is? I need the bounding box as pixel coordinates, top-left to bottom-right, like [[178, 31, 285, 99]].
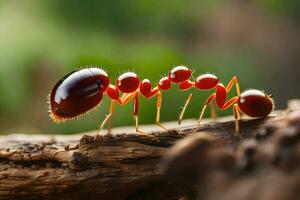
[[237, 89, 274, 118], [89, 68, 110, 93], [49, 68, 109, 122]]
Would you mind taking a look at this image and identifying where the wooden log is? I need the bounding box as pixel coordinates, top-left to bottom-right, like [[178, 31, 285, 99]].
[[0, 100, 299, 200]]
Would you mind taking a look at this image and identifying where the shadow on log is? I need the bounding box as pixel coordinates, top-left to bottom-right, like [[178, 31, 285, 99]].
[[0, 100, 300, 200]]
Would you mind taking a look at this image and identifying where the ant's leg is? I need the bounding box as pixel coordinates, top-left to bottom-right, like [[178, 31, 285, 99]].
[[213, 77, 240, 112], [156, 91, 169, 131], [117, 92, 136, 105], [214, 79, 240, 134], [97, 100, 115, 135], [106, 93, 135, 135], [194, 104, 208, 134], [133, 93, 148, 135], [116, 91, 146, 134], [134, 115, 146, 134], [178, 80, 195, 124], [135, 115, 150, 135], [178, 93, 193, 125], [233, 103, 240, 134], [193, 93, 216, 133], [114, 91, 150, 135], [221, 97, 238, 110], [195, 85, 235, 131], [210, 102, 217, 120], [194, 95, 238, 134], [218, 96, 240, 135], [107, 108, 115, 134], [139, 86, 168, 131], [226, 76, 241, 96]]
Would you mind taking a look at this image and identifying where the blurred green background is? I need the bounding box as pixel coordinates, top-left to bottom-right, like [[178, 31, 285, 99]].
[[0, 0, 299, 134]]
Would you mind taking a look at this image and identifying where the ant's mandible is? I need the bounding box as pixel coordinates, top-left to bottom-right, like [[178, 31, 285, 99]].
[[49, 66, 274, 135]]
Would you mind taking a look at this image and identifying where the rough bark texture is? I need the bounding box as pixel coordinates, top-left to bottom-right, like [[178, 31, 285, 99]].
[[0, 100, 300, 200]]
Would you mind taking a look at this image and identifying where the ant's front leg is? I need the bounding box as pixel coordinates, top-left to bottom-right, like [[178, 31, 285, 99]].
[[133, 92, 153, 136], [226, 76, 241, 96], [97, 100, 115, 135], [133, 92, 144, 134], [101, 85, 137, 135]]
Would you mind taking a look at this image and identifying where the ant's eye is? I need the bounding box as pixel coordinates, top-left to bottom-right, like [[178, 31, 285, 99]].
[[88, 68, 110, 92], [96, 79, 103, 88]]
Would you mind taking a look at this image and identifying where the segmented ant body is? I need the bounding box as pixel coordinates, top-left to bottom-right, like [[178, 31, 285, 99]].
[[49, 66, 274, 135]]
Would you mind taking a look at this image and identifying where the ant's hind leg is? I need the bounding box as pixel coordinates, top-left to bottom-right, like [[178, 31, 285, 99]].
[[156, 92, 169, 131], [210, 102, 217, 120], [97, 100, 115, 135], [226, 76, 241, 96], [233, 103, 240, 135], [107, 111, 114, 134], [178, 93, 193, 125]]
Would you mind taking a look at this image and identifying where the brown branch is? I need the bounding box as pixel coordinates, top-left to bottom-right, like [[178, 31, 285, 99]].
[[0, 100, 299, 200]]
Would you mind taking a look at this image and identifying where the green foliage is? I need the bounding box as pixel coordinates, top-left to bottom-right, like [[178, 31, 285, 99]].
[[256, 0, 300, 17]]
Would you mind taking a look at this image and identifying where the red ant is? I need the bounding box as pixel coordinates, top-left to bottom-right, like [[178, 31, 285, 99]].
[[49, 66, 274, 135]]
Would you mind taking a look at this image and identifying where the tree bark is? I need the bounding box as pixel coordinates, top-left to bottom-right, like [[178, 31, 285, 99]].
[[0, 100, 299, 200]]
